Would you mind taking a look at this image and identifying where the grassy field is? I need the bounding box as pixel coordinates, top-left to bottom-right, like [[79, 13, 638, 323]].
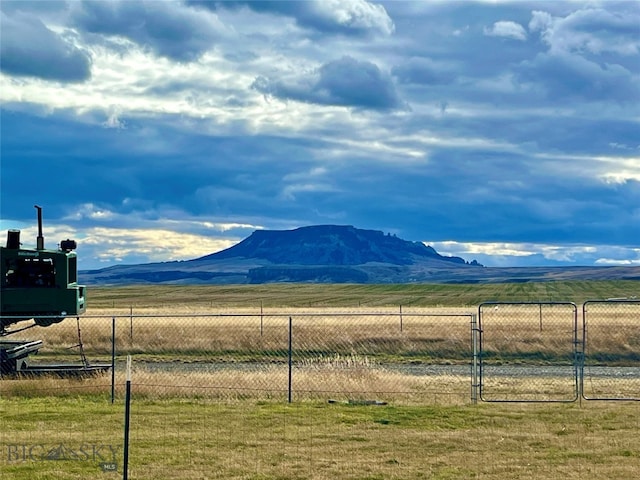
[[2, 282, 639, 479], [84, 280, 640, 310], [2, 395, 640, 479]]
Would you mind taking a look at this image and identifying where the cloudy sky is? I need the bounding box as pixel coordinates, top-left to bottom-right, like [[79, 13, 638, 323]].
[[1, 0, 639, 270]]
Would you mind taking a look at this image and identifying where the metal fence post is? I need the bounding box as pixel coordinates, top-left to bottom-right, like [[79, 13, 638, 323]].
[[122, 355, 132, 480], [288, 316, 293, 404], [111, 317, 116, 404], [471, 313, 478, 405], [539, 304, 543, 332]]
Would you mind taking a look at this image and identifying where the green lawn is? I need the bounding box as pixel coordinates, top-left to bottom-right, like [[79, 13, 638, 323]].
[[2, 395, 640, 480]]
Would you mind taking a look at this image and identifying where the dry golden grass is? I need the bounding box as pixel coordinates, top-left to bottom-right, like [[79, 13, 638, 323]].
[[17, 304, 638, 366], [5, 302, 637, 406], [18, 307, 474, 359], [0, 364, 470, 406]]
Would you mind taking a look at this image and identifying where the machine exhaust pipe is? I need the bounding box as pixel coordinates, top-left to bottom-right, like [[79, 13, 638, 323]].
[[6, 229, 20, 249], [35, 205, 44, 250]]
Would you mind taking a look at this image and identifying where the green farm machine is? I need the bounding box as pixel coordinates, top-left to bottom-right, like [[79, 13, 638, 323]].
[[0, 206, 108, 375]]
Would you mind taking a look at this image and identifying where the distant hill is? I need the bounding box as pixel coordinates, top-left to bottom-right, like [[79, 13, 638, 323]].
[[79, 225, 640, 285], [198, 225, 479, 266]]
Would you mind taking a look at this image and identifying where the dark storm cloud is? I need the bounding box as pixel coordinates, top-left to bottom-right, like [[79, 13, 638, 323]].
[[0, 109, 324, 226], [252, 56, 404, 110], [518, 7, 640, 103], [391, 57, 456, 86], [1, 1, 638, 268], [71, 0, 222, 62], [516, 51, 639, 103], [0, 10, 91, 82]]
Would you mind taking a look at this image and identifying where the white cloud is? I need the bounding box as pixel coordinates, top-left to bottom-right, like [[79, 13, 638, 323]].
[[428, 241, 536, 258], [596, 257, 640, 266], [81, 227, 237, 264], [161, 219, 262, 233], [64, 203, 116, 221], [423, 241, 637, 267], [103, 106, 125, 129], [585, 155, 640, 184], [311, 0, 395, 36], [530, 8, 640, 56], [281, 182, 337, 201], [484, 21, 527, 41]]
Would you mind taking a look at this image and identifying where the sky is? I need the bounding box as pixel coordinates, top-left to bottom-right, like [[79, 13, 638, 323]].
[[1, 0, 639, 270]]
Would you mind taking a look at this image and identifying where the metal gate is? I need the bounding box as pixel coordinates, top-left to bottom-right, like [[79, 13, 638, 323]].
[[476, 302, 579, 402], [581, 299, 640, 401]]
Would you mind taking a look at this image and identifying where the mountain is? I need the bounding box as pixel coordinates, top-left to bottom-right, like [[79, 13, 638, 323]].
[[198, 225, 476, 266], [79, 225, 640, 285]]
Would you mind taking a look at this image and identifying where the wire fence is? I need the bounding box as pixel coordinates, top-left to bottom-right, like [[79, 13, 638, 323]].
[[582, 299, 640, 400], [2, 301, 639, 403], [477, 301, 579, 402], [476, 299, 640, 402], [2, 300, 640, 479], [3, 308, 474, 404]]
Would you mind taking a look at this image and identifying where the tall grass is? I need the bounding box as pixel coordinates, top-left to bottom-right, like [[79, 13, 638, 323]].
[[18, 306, 638, 365]]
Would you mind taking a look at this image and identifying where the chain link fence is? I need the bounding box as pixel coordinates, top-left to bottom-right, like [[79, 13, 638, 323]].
[[582, 299, 640, 401], [477, 300, 640, 403], [1, 307, 475, 403], [3, 301, 638, 404], [477, 302, 579, 402], [99, 308, 476, 405]]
